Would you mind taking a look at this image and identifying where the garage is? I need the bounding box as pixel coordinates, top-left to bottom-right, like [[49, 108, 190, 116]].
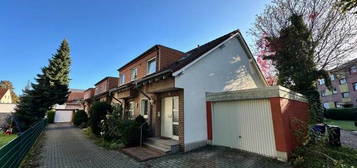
[[206, 86, 309, 161], [212, 99, 277, 157], [54, 110, 73, 123]]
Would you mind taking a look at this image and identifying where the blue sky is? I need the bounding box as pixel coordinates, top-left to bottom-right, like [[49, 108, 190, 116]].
[[0, 0, 270, 95]]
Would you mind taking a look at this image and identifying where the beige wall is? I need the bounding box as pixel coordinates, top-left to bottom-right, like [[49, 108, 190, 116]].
[[0, 90, 12, 103]]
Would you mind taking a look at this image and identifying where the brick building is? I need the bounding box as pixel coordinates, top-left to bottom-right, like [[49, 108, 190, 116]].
[[318, 58, 357, 108]]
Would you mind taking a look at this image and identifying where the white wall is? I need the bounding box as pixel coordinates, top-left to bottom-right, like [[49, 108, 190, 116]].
[[174, 37, 266, 145]]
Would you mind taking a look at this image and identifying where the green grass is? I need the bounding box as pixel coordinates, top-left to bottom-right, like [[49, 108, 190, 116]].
[[0, 134, 17, 148], [324, 119, 357, 131]]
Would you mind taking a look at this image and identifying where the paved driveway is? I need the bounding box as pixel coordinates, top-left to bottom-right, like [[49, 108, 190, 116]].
[[39, 124, 290, 168]]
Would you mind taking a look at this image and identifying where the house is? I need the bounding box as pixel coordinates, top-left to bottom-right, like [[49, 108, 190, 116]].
[[318, 58, 357, 108], [83, 88, 95, 113], [54, 89, 84, 123], [111, 30, 267, 152], [94, 77, 119, 103], [0, 88, 12, 104]]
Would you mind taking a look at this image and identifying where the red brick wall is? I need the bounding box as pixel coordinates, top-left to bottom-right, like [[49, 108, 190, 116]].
[[270, 98, 309, 153], [119, 46, 183, 85], [84, 88, 95, 100], [95, 77, 119, 95], [159, 46, 184, 70]]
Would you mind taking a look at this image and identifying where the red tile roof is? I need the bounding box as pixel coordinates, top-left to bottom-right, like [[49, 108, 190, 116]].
[[0, 88, 9, 100], [67, 90, 84, 102]]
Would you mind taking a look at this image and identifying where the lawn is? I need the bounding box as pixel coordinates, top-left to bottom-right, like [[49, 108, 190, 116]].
[[324, 119, 357, 131], [0, 134, 17, 148]]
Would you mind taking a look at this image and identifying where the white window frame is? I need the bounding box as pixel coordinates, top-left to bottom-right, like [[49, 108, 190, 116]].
[[330, 74, 335, 81], [131, 68, 138, 81], [140, 99, 149, 119], [128, 101, 135, 119], [147, 57, 157, 75], [351, 65, 357, 73], [318, 79, 325, 85], [342, 92, 350, 98], [339, 78, 347, 84]]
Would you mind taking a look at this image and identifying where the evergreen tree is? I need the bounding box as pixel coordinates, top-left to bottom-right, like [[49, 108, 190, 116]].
[[15, 40, 71, 131], [264, 14, 330, 123]]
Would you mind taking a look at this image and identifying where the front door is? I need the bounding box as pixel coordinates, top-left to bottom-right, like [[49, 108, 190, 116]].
[[161, 96, 179, 140]]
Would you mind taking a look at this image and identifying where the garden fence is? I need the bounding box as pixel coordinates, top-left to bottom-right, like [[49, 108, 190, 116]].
[[0, 119, 47, 168]]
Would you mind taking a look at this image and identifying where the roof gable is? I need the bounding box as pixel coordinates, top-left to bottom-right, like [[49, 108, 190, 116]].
[[0, 88, 9, 99]]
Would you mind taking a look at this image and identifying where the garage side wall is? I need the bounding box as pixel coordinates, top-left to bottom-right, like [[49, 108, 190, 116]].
[[270, 97, 309, 158]]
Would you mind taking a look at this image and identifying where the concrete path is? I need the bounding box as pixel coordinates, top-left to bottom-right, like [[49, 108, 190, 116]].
[[39, 123, 290, 168]]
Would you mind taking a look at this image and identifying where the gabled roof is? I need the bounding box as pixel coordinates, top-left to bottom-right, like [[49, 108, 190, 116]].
[[0, 88, 9, 99], [168, 30, 240, 72], [117, 45, 184, 71], [95, 76, 119, 86]]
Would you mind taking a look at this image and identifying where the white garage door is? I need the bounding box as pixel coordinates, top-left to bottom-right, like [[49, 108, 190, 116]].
[[55, 110, 73, 123], [212, 99, 277, 157]]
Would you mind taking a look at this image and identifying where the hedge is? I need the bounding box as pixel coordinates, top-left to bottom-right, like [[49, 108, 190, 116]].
[[324, 108, 357, 121], [47, 110, 55, 123]]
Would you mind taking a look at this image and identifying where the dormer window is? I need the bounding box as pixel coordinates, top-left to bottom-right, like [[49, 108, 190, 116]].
[[147, 58, 156, 75], [131, 68, 138, 81], [350, 65, 357, 73]]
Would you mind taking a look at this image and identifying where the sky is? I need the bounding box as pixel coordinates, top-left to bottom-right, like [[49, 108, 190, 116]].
[[0, 0, 270, 95]]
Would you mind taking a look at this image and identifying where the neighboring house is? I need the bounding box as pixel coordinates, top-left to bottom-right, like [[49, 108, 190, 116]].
[[94, 77, 119, 103], [110, 30, 267, 152], [83, 88, 95, 113], [0, 88, 12, 104], [54, 89, 84, 123], [318, 58, 357, 108], [0, 103, 16, 125]]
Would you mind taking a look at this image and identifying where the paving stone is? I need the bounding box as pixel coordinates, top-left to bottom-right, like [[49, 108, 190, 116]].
[[39, 123, 291, 168]]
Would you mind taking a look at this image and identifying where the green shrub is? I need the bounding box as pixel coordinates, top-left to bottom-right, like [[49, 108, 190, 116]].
[[119, 115, 149, 146], [102, 105, 122, 141], [324, 108, 357, 121], [73, 110, 88, 127], [47, 110, 55, 123], [89, 101, 112, 136]]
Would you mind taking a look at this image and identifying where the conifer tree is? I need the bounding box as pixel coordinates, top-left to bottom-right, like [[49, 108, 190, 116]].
[[15, 40, 71, 131], [264, 14, 330, 122]]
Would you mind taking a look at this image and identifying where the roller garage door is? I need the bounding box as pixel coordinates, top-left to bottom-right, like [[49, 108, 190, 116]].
[[212, 99, 277, 157], [54, 110, 73, 123]]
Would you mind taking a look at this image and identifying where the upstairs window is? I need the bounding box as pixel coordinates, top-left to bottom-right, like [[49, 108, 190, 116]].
[[339, 78, 347, 84], [318, 79, 325, 85], [131, 68, 138, 81], [342, 92, 350, 98], [353, 82, 357, 91], [330, 74, 335, 81], [120, 74, 125, 85], [321, 90, 326, 97], [332, 88, 338, 94], [147, 58, 157, 75], [350, 65, 357, 73]]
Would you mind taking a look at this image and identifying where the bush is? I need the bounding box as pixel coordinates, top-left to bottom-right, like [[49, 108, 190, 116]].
[[47, 110, 55, 123], [102, 105, 122, 141], [89, 101, 112, 136], [73, 110, 88, 127], [324, 108, 357, 121], [119, 115, 149, 146]]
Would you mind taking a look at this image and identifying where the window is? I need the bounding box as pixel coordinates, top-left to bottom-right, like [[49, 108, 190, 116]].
[[323, 103, 329, 109], [131, 68, 138, 81], [353, 82, 357, 91], [120, 74, 125, 85], [141, 99, 149, 119], [350, 65, 357, 73], [342, 92, 350, 98], [147, 58, 156, 75], [330, 74, 335, 81], [332, 88, 338, 94], [128, 102, 135, 118], [320, 90, 326, 97], [318, 79, 325, 85], [339, 78, 347, 84], [335, 102, 342, 108]]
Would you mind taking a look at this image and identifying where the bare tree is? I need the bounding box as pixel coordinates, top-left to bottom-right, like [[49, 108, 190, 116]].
[[250, 0, 357, 70]]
